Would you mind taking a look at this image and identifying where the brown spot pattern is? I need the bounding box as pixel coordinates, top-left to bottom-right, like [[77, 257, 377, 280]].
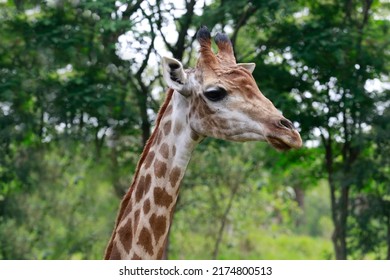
[[143, 199, 151, 214], [163, 120, 172, 135], [169, 167, 181, 188], [133, 174, 152, 202], [156, 131, 163, 145], [105, 89, 176, 261], [149, 214, 167, 244], [144, 151, 155, 169], [157, 247, 164, 259], [144, 174, 151, 193], [109, 243, 122, 260], [134, 209, 140, 231], [132, 253, 141, 260], [172, 145, 176, 157], [137, 228, 154, 255], [154, 159, 167, 178], [154, 187, 173, 208], [122, 201, 133, 218], [159, 143, 169, 159], [118, 218, 133, 253], [174, 122, 183, 135], [135, 176, 145, 202]]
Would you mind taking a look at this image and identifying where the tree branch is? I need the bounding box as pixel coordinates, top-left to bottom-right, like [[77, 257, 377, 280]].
[[230, 3, 258, 49], [136, 7, 156, 79], [122, 0, 144, 19], [174, 0, 196, 60], [156, 3, 175, 55]]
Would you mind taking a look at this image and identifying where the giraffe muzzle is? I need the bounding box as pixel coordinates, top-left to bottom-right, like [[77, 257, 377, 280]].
[[266, 118, 302, 151], [278, 118, 295, 130]]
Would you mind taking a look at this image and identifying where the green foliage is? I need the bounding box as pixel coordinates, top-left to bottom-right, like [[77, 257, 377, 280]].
[[168, 141, 332, 259], [0, 143, 118, 259], [170, 229, 333, 260]]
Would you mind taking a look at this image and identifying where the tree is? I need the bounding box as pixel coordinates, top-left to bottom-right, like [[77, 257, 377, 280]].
[[348, 107, 390, 259], [0, 0, 145, 258]]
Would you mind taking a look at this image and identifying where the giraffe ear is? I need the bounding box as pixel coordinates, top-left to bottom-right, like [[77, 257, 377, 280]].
[[162, 57, 188, 93], [237, 63, 256, 73]]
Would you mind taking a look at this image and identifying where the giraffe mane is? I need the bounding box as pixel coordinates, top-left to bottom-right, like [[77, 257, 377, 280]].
[[104, 88, 174, 259]]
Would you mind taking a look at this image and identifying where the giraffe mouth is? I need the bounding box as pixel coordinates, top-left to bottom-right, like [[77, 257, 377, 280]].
[[266, 136, 294, 151]]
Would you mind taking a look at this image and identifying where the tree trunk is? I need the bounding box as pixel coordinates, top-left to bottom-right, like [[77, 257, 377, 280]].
[[212, 184, 240, 259], [387, 204, 390, 260], [324, 137, 348, 259], [331, 185, 349, 260], [293, 187, 305, 209], [136, 88, 151, 147], [293, 186, 305, 226]]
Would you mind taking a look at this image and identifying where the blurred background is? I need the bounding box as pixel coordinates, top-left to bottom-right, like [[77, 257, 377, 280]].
[[0, 0, 389, 260]]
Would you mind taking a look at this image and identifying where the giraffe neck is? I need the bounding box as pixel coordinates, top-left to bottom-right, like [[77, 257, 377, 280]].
[[105, 89, 202, 259]]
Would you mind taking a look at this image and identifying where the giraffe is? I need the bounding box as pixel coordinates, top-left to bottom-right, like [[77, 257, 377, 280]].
[[104, 26, 302, 260]]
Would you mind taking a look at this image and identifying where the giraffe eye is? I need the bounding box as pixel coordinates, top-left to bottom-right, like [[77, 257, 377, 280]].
[[204, 87, 227, 102]]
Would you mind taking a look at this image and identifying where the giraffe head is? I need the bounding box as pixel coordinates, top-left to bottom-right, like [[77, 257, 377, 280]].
[[162, 26, 302, 151]]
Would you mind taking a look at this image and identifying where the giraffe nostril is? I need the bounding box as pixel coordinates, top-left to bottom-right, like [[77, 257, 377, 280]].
[[278, 119, 295, 130]]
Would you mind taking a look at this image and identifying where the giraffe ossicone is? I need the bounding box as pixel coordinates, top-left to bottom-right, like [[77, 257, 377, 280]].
[[104, 26, 302, 260]]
